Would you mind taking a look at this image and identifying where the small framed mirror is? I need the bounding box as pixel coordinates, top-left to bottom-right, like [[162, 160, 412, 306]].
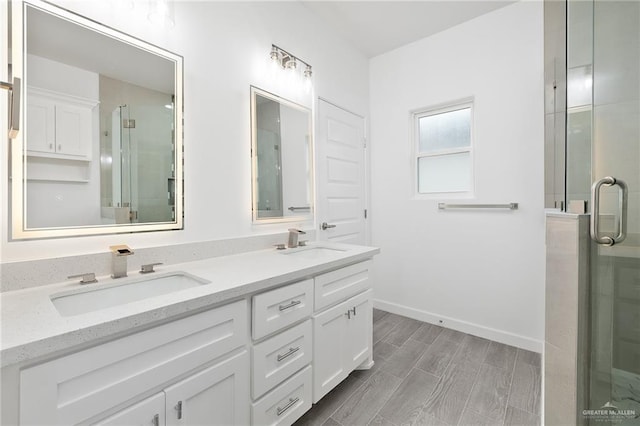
[[10, 0, 183, 239], [251, 87, 313, 223]]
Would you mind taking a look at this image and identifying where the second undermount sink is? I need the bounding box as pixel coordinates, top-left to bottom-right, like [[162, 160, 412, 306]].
[[50, 272, 211, 316]]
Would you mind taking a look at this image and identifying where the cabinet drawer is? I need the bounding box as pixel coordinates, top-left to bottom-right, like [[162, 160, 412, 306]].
[[252, 320, 312, 399], [20, 300, 247, 426], [314, 261, 371, 311], [253, 279, 313, 340], [252, 366, 312, 426]]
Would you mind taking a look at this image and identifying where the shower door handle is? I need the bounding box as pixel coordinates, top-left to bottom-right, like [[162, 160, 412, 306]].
[[590, 176, 628, 246]]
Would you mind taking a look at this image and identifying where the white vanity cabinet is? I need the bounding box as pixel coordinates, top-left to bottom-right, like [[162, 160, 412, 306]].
[[312, 262, 373, 402], [19, 300, 248, 426], [26, 87, 96, 160], [7, 252, 377, 426]]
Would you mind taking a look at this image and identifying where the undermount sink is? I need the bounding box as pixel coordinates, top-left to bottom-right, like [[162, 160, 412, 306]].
[[280, 246, 346, 259], [50, 272, 211, 316]]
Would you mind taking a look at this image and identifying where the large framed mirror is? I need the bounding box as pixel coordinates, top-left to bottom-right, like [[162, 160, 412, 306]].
[[251, 87, 313, 223], [10, 0, 183, 239]]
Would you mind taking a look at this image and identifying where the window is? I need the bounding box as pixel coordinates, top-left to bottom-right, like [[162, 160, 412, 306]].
[[414, 101, 473, 194]]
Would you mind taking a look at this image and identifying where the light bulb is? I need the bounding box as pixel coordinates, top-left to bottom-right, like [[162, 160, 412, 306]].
[[286, 57, 297, 71], [270, 46, 280, 64]]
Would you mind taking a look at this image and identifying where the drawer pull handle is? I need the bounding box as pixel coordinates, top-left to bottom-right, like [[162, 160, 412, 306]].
[[277, 397, 299, 416], [152, 414, 160, 426], [351, 306, 357, 316], [176, 401, 183, 419], [277, 346, 300, 362], [279, 300, 301, 311]]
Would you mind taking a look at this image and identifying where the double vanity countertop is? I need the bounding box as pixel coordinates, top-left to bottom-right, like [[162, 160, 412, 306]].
[[0, 242, 379, 368]]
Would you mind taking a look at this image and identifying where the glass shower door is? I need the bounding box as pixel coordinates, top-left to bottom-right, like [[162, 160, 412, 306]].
[[586, 1, 640, 424]]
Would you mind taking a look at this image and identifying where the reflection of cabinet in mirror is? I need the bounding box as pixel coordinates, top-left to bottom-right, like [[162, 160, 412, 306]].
[[26, 87, 96, 161]]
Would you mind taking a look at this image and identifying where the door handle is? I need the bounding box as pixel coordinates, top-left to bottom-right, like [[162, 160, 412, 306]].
[[321, 222, 336, 230], [590, 176, 628, 246]]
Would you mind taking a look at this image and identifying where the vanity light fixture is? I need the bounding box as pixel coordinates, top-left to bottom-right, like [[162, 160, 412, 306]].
[[270, 44, 312, 81]]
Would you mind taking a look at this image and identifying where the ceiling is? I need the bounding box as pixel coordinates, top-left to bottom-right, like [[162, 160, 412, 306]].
[[26, 5, 175, 94], [301, 1, 517, 58]]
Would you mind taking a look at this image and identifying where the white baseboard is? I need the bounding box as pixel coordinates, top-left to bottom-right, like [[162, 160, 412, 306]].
[[373, 299, 543, 353]]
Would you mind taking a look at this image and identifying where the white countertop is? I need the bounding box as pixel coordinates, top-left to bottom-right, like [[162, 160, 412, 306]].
[[0, 242, 379, 368]]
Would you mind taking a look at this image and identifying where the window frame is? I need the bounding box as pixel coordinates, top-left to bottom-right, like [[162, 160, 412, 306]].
[[412, 99, 475, 197]]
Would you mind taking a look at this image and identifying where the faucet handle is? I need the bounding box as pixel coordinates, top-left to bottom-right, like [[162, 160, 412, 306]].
[[140, 262, 163, 274], [68, 272, 98, 284]]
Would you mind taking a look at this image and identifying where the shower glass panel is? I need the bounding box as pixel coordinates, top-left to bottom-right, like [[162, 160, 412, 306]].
[[102, 102, 174, 224], [567, 0, 640, 423]]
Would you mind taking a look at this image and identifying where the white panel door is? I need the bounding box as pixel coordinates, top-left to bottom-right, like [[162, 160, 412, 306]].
[[316, 100, 367, 244], [164, 350, 250, 426]]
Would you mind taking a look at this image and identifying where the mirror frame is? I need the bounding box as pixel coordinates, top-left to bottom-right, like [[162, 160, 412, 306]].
[[250, 86, 314, 224], [10, 0, 184, 239]]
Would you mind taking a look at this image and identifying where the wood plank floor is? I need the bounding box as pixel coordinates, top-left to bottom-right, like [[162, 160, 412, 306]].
[[294, 309, 541, 426]]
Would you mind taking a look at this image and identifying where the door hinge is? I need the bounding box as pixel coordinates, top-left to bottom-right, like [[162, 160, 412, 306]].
[[363, 137, 367, 148], [364, 209, 367, 219]]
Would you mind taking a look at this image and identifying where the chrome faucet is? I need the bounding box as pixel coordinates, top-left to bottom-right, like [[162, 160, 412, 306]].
[[110, 245, 134, 278], [287, 229, 306, 248]]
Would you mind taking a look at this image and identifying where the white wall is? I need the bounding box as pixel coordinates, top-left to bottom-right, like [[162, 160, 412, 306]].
[[1, 1, 368, 262], [369, 1, 545, 350], [280, 105, 311, 216], [25, 54, 102, 228]]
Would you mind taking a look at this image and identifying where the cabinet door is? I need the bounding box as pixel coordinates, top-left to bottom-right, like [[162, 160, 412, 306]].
[[164, 350, 250, 426], [313, 290, 373, 403], [345, 290, 373, 370], [55, 103, 91, 158], [26, 96, 55, 154], [312, 298, 350, 402], [93, 393, 164, 426]]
